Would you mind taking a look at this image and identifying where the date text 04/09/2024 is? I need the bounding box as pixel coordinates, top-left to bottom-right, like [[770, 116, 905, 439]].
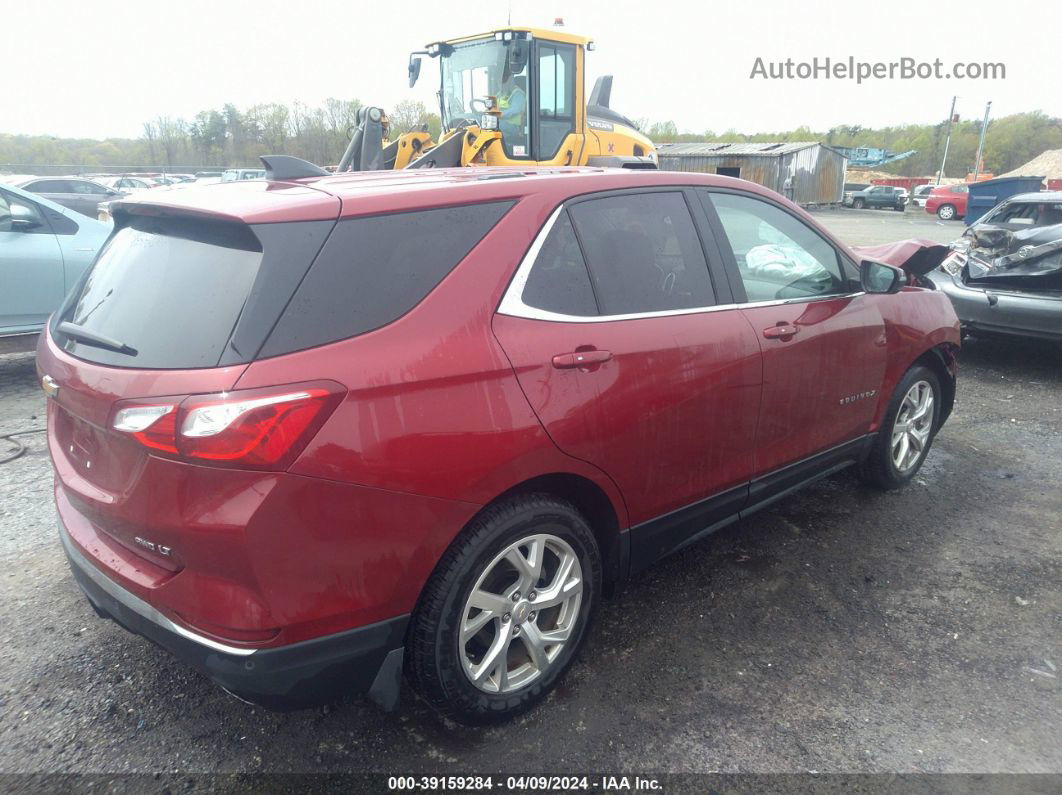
[[386, 775, 663, 791]]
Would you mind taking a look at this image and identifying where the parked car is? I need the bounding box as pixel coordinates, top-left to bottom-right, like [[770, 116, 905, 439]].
[[14, 176, 123, 219], [911, 184, 934, 208], [924, 184, 969, 220], [39, 164, 960, 723], [0, 183, 110, 345], [96, 175, 156, 192], [221, 168, 266, 181], [926, 191, 1062, 342], [849, 185, 908, 211]]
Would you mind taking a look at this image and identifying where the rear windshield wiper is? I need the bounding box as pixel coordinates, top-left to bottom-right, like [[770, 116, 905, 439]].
[[57, 322, 138, 357]]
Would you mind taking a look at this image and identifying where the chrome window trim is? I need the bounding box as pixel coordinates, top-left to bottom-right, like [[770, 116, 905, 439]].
[[497, 204, 866, 324]]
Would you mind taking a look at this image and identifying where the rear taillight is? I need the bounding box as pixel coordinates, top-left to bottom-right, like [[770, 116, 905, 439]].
[[113, 404, 178, 453], [111, 382, 343, 470]]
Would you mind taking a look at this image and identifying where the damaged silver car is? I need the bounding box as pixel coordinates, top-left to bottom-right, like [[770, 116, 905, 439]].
[[925, 192, 1062, 343]]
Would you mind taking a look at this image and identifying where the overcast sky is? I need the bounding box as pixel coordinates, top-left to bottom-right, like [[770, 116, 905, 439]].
[[4, 0, 1055, 139]]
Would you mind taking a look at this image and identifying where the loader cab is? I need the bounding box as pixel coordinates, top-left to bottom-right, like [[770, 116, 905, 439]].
[[423, 28, 583, 164]]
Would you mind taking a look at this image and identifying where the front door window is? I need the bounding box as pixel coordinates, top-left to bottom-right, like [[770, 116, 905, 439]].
[[706, 192, 851, 302]]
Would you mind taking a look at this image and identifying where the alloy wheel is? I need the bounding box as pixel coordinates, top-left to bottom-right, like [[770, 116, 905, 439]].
[[459, 533, 583, 694], [891, 380, 934, 473]]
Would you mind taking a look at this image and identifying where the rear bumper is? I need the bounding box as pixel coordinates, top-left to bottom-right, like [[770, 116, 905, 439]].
[[60, 521, 408, 710]]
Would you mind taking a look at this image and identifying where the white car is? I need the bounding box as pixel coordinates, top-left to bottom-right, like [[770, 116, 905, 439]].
[[911, 184, 934, 208], [222, 168, 266, 182], [96, 175, 155, 192]]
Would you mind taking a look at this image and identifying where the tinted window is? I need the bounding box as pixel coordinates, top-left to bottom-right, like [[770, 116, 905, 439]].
[[708, 192, 848, 302], [568, 192, 714, 315], [26, 180, 69, 193], [260, 201, 513, 358], [58, 215, 263, 368], [521, 211, 597, 316]]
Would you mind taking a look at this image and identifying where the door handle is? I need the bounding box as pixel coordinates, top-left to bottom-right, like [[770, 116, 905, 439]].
[[763, 323, 800, 339], [552, 350, 613, 369]]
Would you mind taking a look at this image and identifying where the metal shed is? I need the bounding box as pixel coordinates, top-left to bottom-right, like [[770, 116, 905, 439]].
[[655, 142, 848, 205]]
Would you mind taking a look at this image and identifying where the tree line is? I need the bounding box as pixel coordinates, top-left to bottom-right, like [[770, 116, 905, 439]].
[[0, 98, 441, 171], [1, 100, 1059, 178]]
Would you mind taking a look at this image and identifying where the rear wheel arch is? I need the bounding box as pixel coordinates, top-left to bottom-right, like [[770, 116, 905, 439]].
[[490, 473, 625, 596]]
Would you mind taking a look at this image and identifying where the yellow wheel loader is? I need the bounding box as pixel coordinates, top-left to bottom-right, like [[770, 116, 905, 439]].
[[337, 27, 657, 172]]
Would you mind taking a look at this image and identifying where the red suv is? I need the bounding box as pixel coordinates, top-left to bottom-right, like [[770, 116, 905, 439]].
[[38, 162, 960, 724], [924, 183, 969, 220]]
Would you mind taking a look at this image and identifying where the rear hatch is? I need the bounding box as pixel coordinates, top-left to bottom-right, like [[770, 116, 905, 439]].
[[41, 190, 341, 596]]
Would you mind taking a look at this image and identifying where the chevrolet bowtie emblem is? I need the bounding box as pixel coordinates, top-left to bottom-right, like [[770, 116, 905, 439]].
[[41, 375, 60, 398]]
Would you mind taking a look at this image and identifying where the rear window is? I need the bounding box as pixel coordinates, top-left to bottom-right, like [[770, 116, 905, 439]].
[[58, 215, 263, 369], [258, 201, 513, 358], [57, 201, 513, 369]]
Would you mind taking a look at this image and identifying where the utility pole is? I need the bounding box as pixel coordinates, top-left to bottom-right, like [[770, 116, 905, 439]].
[[972, 101, 992, 182], [937, 95, 957, 185]]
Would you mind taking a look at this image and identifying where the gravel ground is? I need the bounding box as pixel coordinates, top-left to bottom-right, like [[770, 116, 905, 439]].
[[810, 204, 966, 247], [0, 209, 1059, 779]]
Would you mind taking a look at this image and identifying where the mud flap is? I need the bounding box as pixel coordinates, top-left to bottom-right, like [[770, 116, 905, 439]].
[[367, 647, 404, 711]]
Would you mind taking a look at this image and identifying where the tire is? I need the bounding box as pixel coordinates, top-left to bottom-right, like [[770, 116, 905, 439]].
[[406, 494, 602, 724], [860, 365, 942, 490], [853, 198, 865, 209], [937, 203, 956, 220]]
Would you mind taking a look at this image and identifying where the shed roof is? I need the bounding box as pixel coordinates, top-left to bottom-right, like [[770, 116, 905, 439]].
[[656, 141, 838, 157]]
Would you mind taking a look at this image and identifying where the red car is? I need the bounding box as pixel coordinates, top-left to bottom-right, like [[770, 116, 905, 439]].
[[924, 183, 970, 220], [38, 161, 960, 724]]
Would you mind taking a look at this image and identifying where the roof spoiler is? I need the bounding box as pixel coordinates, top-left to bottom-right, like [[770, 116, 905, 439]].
[[260, 155, 329, 181]]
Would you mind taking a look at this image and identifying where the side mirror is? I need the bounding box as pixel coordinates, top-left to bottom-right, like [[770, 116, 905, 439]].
[[408, 56, 422, 88], [861, 260, 903, 294]]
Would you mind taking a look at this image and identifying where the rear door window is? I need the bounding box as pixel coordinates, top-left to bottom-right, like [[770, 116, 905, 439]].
[[259, 201, 513, 358], [567, 192, 715, 315], [519, 210, 598, 316], [70, 180, 109, 195], [57, 215, 264, 368]]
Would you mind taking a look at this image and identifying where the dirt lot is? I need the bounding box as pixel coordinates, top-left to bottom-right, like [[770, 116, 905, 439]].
[[811, 204, 965, 247], [0, 208, 1059, 779]]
